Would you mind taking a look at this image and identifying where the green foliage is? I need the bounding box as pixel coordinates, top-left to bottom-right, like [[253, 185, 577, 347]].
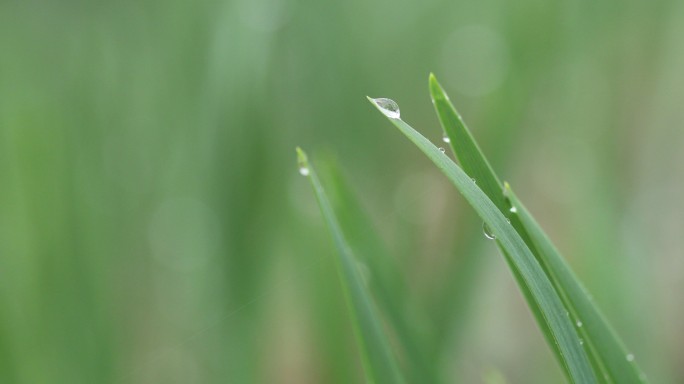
[[302, 75, 650, 383], [297, 148, 406, 384]]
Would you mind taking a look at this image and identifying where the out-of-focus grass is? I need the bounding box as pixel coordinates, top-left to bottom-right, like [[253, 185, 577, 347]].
[[0, 0, 683, 383]]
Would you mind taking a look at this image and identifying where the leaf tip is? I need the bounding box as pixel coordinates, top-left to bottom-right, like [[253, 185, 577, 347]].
[[296, 146, 309, 167], [428, 73, 445, 101]]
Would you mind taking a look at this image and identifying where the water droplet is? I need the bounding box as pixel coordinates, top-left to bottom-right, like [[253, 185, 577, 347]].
[[439, 147, 446, 153], [370, 98, 400, 119], [509, 206, 518, 213], [506, 218, 511, 224], [442, 134, 451, 143], [483, 222, 495, 240], [579, 339, 584, 345], [298, 167, 310, 176], [576, 320, 583, 327], [626, 353, 635, 362], [471, 178, 476, 184]]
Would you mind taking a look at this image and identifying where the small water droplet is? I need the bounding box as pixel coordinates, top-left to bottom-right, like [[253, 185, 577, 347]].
[[298, 167, 310, 176], [471, 178, 476, 184], [576, 320, 583, 327], [506, 218, 511, 224], [579, 339, 584, 345], [509, 206, 518, 213], [371, 98, 400, 119], [483, 222, 495, 240], [439, 147, 446, 153], [626, 353, 635, 362], [442, 134, 451, 143]]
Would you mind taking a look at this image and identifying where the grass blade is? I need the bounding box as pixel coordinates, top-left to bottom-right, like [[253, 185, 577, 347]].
[[367, 97, 597, 384], [429, 73, 568, 375], [429, 74, 647, 383], [296, 148, 407, 384], [319, 158, 438, 384], [504, 184, 648, 384]]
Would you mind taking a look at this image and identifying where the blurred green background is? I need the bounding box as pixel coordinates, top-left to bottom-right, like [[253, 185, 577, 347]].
[[1, 0, 683, 383]]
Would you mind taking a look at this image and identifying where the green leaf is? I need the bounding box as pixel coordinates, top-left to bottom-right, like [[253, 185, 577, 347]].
[[505, 183, 648, 384], [296, 148, 407, 384], [318, 158, 438, 384], [429, 73, 568, 376], [367, 97, 597, 384], [428, 73, 647, 384]]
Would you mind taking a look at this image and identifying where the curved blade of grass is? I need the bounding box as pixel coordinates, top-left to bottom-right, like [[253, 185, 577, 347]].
[[505, 184, 648, 384], [367, 98, 597, 384], [429, 73, 568, 375], [319, 158, 438, 384], [429, 73, 647, 383], [296, 148, 407, 384]]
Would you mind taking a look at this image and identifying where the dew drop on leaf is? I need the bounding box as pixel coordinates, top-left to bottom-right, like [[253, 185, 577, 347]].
[[370, 98, 400, 119], [483, 222, 495, 240], [442, 134, 450, 143], [439, 147, 446, 153], [299, 167, 310, 176]]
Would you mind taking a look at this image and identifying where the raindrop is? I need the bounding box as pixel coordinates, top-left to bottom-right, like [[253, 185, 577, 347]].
[[483, 222, 495, 240], [509, 206, 518, 213], [370, 98, 400, 119], [626, 353, 635, 362], [576, 320, 583, 327], [579, 339, 584, 345], [439, 147, 446, 153], [299, 167, 310, 176], [471, 178, 477, 184], [442, 134, 451, 143]]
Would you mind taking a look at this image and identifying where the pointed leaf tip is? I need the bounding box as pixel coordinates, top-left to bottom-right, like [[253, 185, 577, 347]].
[[428, 73, 446, 101], [296, 147, 309, 167]]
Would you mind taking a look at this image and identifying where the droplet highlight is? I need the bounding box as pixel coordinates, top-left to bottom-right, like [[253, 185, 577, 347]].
[[442, 134, 451, 143], [298, 167, 310, 176], [439, 147, 446, 153], [509, 206, 518, 213], [483, 222, 495, 240], [576, 320, 583, 327], [626, 353, 635, 362], [370, 98, 400, 119]]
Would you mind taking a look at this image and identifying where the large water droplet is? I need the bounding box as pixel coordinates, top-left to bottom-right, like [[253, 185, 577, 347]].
[[483, 222, 495, 240], [442, 134, 451, 143], [371, 98, 400, 119], [299, 166, 310, 176], [509, 206, 518, 213], [576, 320, 583, 327], [626, 353, 635, 362], [439, 147, 446, 153]]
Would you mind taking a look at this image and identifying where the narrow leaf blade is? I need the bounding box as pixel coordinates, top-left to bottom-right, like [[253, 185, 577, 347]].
[[297, 148, 406, 384], [367, 98, 597, 384]]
